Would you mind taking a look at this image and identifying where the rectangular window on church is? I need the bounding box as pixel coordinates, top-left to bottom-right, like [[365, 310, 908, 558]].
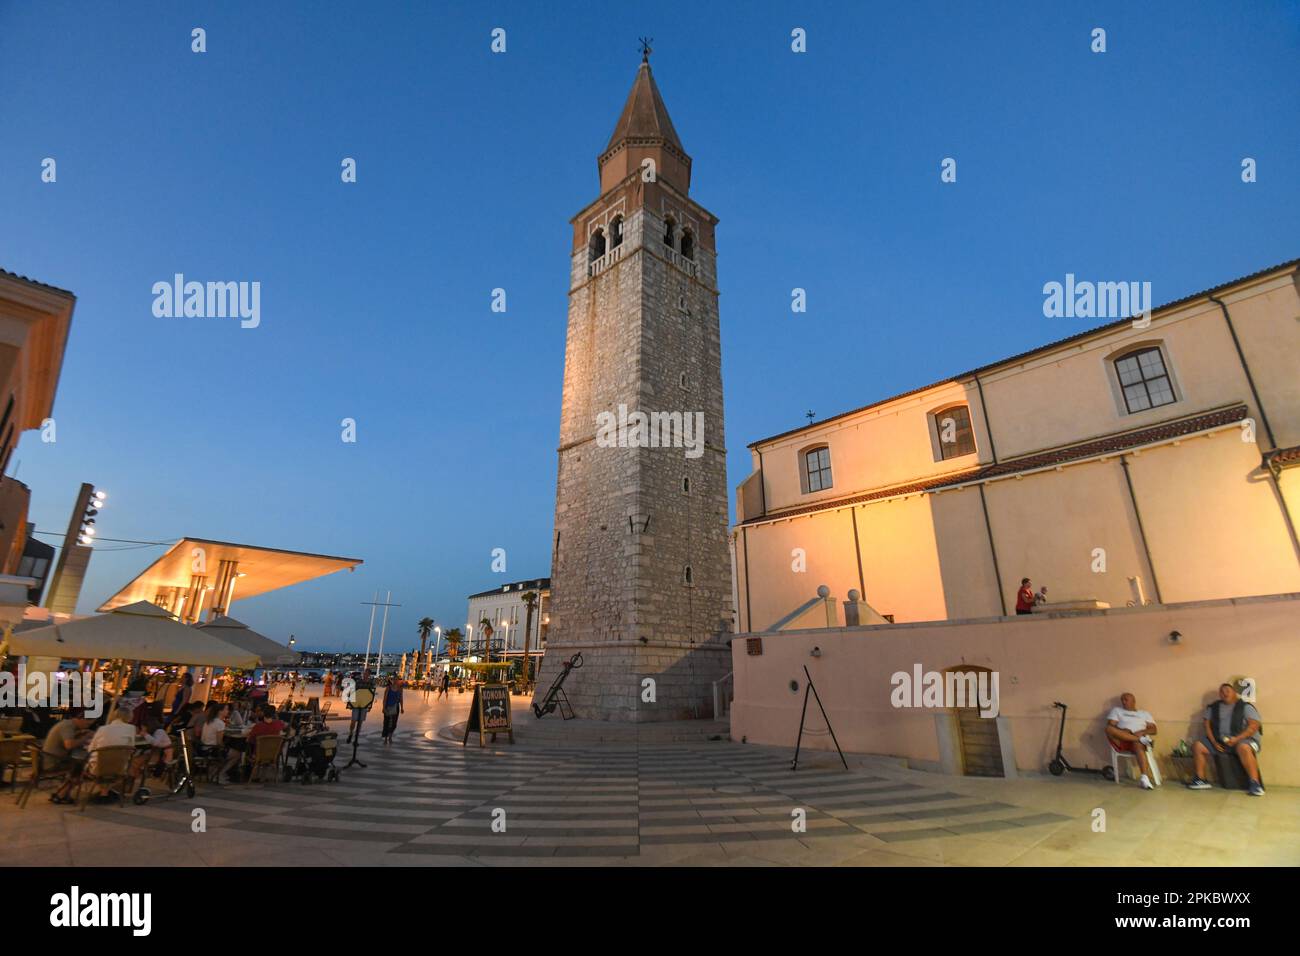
[[804, 447, 832, 492], [932, 405, 976, 460]]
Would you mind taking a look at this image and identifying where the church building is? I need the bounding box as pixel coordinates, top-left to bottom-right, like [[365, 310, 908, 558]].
[[733, 259, 1300, 631]]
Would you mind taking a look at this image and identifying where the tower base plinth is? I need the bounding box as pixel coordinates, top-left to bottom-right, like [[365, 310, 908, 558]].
[[531, 640, 731, 723]]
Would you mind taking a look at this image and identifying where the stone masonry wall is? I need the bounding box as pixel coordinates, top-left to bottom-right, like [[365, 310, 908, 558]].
[[534, 203, 734, 722]]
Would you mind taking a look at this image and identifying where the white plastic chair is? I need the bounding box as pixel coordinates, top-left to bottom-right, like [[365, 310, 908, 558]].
[[1110, 741, 1161, 786]]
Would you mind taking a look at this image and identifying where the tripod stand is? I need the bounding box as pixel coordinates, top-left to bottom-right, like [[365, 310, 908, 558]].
[[343, 686, 375, 769], [343, 728, 366, 769]]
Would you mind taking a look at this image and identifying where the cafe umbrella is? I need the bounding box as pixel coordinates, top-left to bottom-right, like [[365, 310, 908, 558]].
[[193, 616, 300, 667], [8, 601, 259, 669]]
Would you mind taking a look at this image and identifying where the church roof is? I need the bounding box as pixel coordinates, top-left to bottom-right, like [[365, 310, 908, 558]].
[[604, 60, 685, 156], [748, 256, 1300, 449]]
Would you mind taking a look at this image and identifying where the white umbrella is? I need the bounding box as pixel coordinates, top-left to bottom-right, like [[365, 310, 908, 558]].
[[8, 600, 258, 668], [193, 615, 300, 667]]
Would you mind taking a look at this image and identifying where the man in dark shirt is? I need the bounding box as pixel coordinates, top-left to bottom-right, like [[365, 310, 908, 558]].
[[1187, 683, 1263, 795]]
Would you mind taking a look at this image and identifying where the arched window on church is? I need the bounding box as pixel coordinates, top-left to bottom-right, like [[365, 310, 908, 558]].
[[610, 216, 624, 249], [684, 565, 693, 586], [589, 228, 606, 262], [680, 229, 695, 261], [664, 217, 676, 249]]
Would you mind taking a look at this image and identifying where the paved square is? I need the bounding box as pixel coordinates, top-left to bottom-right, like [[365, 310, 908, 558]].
[[3, 693, 1297, 866]]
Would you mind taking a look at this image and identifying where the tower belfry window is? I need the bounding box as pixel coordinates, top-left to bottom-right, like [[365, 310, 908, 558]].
[[610, 216, 624, 248], [664, 217, 676, 248], [680, 229, 694, 261], [589, 229, 606, 262]]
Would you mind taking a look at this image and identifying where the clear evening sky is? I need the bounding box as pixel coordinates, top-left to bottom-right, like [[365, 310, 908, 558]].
[[1, 1, 1296, 651]]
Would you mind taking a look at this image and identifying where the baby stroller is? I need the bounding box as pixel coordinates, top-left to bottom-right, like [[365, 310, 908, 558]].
[[283, 726, 340, 784]]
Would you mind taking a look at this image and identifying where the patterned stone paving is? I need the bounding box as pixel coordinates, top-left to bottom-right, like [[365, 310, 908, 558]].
[[75, 727, 1075, 862]]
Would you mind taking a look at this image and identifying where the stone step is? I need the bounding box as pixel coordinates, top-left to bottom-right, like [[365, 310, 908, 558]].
[[437, 717, 731, 747]]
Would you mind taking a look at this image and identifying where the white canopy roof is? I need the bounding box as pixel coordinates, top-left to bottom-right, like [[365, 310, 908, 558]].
[[7, 601, 259, 668], [193, 616, 300, 667]]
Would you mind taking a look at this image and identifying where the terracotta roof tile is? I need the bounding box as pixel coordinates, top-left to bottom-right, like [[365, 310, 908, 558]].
[[603, 61, 685, 156], [1266, 445, 1300, 468], [0, 267, 75, 298]]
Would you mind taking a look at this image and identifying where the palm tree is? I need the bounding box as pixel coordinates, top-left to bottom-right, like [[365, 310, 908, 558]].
[[478, 617, 495, 661], [416, 617, 435, 681], [519, 591, 538, 689], [445, 628, 463, 660]]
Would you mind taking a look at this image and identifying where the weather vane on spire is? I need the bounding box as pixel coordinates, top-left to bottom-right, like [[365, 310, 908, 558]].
[[639, 37, 654, 62]]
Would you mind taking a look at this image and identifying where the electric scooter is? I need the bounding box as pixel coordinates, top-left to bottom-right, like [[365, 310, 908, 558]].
[[133, 729, 198, 804], [1047, 701, 1114, 780]]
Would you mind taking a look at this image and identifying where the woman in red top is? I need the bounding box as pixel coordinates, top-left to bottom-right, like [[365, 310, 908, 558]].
[[1015, 578, 1036, 615]]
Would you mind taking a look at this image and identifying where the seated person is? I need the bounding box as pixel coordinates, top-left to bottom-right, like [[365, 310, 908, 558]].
[[41, 708, 93, 805], [134, 713, 174, 777], [241, 705, 286, 778], [1188, 683, 1263, 795], [196, 703, 239, 785], [171, 701, 204, 733], [246, 705, 286, 749], [85, 703, 139, 802], [1104, 693, 1158, 790], [226, 700, 250, 730]]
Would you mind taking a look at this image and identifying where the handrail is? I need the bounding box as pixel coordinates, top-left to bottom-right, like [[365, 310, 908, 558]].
[[712, 670, 734, 720]]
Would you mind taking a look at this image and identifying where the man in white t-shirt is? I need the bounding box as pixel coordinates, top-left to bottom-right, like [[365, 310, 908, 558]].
[[1105, 692, 1158, 789], [85, 704, 139, 800]]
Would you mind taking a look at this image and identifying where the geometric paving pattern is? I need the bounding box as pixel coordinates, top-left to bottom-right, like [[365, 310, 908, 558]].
[[91, 729, 1073, 861]]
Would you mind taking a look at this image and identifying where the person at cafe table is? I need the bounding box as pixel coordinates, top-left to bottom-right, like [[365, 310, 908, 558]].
[[246, 705, 286, 750]]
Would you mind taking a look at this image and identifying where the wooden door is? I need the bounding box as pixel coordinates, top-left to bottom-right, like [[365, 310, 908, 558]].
[[948, 666, 1003, 777]]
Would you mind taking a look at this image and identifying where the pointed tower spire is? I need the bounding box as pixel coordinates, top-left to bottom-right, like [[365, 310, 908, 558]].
[[598, 49, 692, 194]]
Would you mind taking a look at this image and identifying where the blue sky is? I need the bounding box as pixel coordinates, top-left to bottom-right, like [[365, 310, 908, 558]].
[[1, 1, 1296, 651]]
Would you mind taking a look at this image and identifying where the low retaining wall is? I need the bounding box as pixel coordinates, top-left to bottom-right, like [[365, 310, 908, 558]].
[[730, 593, 1300, 785]]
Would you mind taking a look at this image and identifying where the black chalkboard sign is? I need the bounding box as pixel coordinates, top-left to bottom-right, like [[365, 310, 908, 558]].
[[463, 683, 514, 747]]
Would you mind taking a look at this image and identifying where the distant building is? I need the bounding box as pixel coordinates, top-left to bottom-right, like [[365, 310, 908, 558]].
[[465, 578, 549, 664], [0, 270, 75, 580], [733, 259, 1300, 630]]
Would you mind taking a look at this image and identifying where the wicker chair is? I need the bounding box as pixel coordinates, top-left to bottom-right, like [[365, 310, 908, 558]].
[[248, 734, 284, 784], [0, 735, 27, 788], [77, 745, 135, 811], [16, 744, 72, 808]]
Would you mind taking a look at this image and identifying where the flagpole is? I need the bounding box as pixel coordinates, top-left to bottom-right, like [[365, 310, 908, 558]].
[[362, 590, 378, 672]]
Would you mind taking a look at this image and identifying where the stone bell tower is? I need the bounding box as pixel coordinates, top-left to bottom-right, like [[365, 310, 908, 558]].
[[531, 49, 733, 722]]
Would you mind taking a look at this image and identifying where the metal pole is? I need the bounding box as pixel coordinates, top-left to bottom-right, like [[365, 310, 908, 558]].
[[362, 590, 378, 672], [376, 590, 392, 674], [804, 666, 848, 769]]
